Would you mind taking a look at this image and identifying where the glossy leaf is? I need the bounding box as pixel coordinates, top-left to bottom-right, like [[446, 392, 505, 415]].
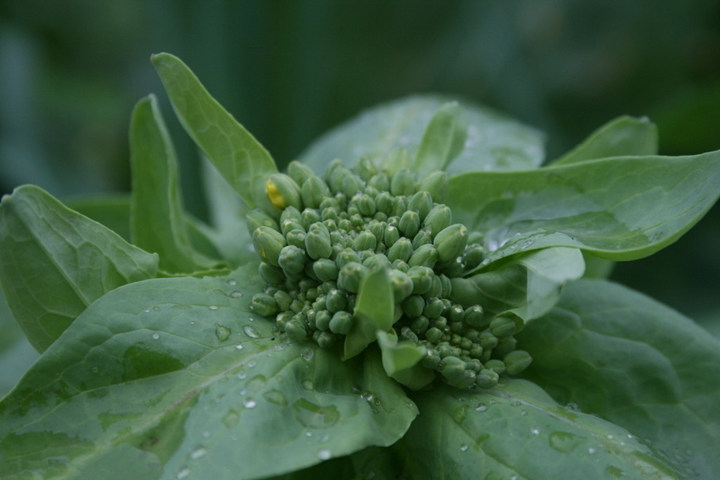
[[345, 267, 394, 360], [451, 247, 585, 325], [298, 96, 544, 175], [0, 288, 37, 398], [376, 330, 435, 390], [518, 279, 720, 479], [448, 151, 720, 264], [0, 185, 158, 352], [130, 95, 219, 273], [66, 195, 132, 241], [152, 53, 277, 210], [553, 116, 658, 165], [413, 101, 468, 175], [0, 264, 417, 480], [397, 379, 680, 480]]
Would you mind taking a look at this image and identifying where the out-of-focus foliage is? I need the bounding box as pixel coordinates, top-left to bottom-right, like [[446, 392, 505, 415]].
[[1, 0, 718, 335]]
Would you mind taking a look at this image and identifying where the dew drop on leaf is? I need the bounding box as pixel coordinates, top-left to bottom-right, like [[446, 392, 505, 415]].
[[243, 399, 257, 409], [475, 404, 488, 413], [246, 375, 267, 391], [548, 431, 581, 453], [460, 444, 469, 452], [190, 447, 208, 460], [215, 324, 231, 342], [235, 344, 244, 350], [177, 468, 191, 480], [531, 428, 540, 435], [228, 280, 237, 286], [243, 325, 261, 339], [453, 405, 468, 424], [588, 447, 596, 454], [300, 348, 314, 361], [152, 333, 160, 340], [263, 389, 288, 406], [317, 449, 331, 460], [302, 380, 314, 391], [231, 291, 243, 298], [222, 409, 240, 428], [237, 371, 247, 380], [209, 305, 219, 311]]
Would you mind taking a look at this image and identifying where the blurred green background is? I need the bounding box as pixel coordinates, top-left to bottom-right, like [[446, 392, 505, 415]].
[[1, 0, 719, 351]]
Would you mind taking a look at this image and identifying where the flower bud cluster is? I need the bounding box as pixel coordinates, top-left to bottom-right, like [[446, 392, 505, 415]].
[[249, 158, 531, 389]]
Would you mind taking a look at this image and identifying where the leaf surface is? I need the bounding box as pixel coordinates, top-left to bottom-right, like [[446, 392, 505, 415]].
[[398, 379, 680, 480], [413, 102, 468, 174], [345, 267, 394, 359], [448, 151, 720, 264], [298, 96, 544, 174], [0, 264, 417, 480], [0, 185, 158, 351], [152, 53, 277, 210], [518, 279, 720, 479]]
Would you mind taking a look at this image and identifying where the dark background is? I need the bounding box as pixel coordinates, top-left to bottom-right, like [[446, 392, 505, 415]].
[[1, 0, 719, 333]]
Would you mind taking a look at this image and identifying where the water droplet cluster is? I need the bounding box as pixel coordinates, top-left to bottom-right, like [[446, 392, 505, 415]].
[[249, 158, 531, 389]]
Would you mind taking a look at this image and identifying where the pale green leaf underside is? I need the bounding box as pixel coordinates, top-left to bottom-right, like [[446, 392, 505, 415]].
[[130, 95, 219, 273], [398, 379, 680, 480], [345, 267, 394, 360], [0, 264, 416, 480], [151, 53, 277, 210], [0, 185, 158, 352], [298, 95, 545, 175], [518, 279, 720, 479], [448, 151, 720, 264], [553, 115, 658, 165]]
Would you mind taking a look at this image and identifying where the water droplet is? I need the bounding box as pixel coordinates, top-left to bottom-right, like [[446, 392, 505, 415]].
[[209, 305, 219, 311], [460, 444, 469, 452], [243, 325, 260, 339], [607, 434, 614, 440], [237, 371, 247, 380], [305, 431, 313, 438], [231, 290, 243, 298], [520, 409, 528, 416], [91, 366, 99, 374], [152, 333, 160, 340], [300, 348, 314, 361], [549, 431, 581, 453], [243, 399, 257, 409], [588, 447, 596, 454], [222, 409, 240, 428], [453, 405, 468, 424], [191, 447, 207, 459], [293, 398, 340, 428], [202, 431, 211, 439], [228, 280, 237, 286], [235, 344, 244, 350], [247, 360, 256, 368], [531, 428, 540, 435], [263, 389, 288, 406], [317, 449, 331, 460], [246, 375, 266, 391], [215, 324, 231, 342], [475, 404, 488, 413], [302, 380, 314, 391], [144, 308, 151, 313], [177, 467, 191, 479], [566, 402, 579, 411]]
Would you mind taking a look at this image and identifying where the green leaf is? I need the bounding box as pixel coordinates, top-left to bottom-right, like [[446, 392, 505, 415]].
[[0, 288, 37, 398], [0, 185, 158, 352], [151, 53, 277, 210], [65, 195, 132, 241], [345, 267, 394, 360], [298, 96, 544, 175], [553, 116, 658, 165], [518, 279, 720, 479], [413, 102, 468, 174], [397, 379, 681, 480], [130, 95, 219, 273], [448, 151, 720, 264], [451, 247, 585, 325], [0, 265, 417, 480], [376, 330, 435, 390]]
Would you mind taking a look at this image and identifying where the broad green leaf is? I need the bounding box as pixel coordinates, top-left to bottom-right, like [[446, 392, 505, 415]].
[[553, 116, 658, 165], [350, 446, 407, 480], [344, 267, 394, 360], [298, 96, 544, 175], [65, 195, 132, 241], [0, 288, 37, 398], [448, 151, 720, 264], [376, 330, 435, 390], [151, 53, 277, 210], [0, 185, 158, 352], [518, 279, 720, 479], [130, 95, 219, 273], [451, 247, 585, 325], [397, 379, 680, 480], [0, 264, 417, 480], [413, 102, 468, 175]]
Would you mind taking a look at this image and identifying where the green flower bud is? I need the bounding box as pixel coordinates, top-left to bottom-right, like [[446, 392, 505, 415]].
[[391, 196, 409, 217], [494, 336, 517, 357], [314, 310, 332, 331], [335, 248, 361, 269], [490, 315, 516, 338], [329, 310, 353, 334], [408, 244, 438, 268], [469, 344, 484, 359], [285, 229, 306, 248], [392, 259, 409, 272], [366, 220, 385, 244], [504, 350, 533, 376], [316, 331, 336, 348], [266, 173, 302, 210], [423, 297, 444, 319], [389, 268, 414, 302], [410, 315, 430, 334], [441, 356, 476, 389], [253, 226, 287, 266], [412, 230, 433, 249], [368, 172, 390, 191], [305, 224, 332, 260], [462, 243, 485, 270], [390, 168, 416, 196], [301, 208, 321, 227], [328, 164, 353, 193], [337, 262, 368, 293], [276, 311, 293, 331], [313, 258, 339, 282], [273, 290, 293, 311], [342, 174, 363, 197], [423, 204, 452, 237], [353, 231, 377, 251], [321, 206, 339, 222], [439, 274, 453, 297], [280, 205, 304, 228], [398, 210, 421, 238], [354, 194, 376, 217], [402, 295, 425, 318], [245, 208, 280, 236], [301, 176, 331, 209], [387, 237, 413, 263], [485, 359, 506, 375], [422, 348, 442, 369], [278, 245, 307, 276], [425, 327, 444, 344], [463, 305, 487, 329], [325, 289, 347, 313], [383, 224, 401, 248], [447, 303, 465, 323], [428, 274, 443, 297], [479, 331, 498, 351], [375, 191, 393, 214], [285, 317, 308, 341], [475, 368, 499, 389], [433, 224, 468, 262], [408, 191, 433, 220], [354, 157, 377, 181], [251, 293, 278, 317], [419, 171, 448, 202], [258, 262, 285, 286], [286, 160, 315, 185], [363, 253, 391, 271], [407, 265, 434, 295]]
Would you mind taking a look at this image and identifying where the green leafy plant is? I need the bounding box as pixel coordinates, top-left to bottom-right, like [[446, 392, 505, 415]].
[[1, 53, 719, 480]]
